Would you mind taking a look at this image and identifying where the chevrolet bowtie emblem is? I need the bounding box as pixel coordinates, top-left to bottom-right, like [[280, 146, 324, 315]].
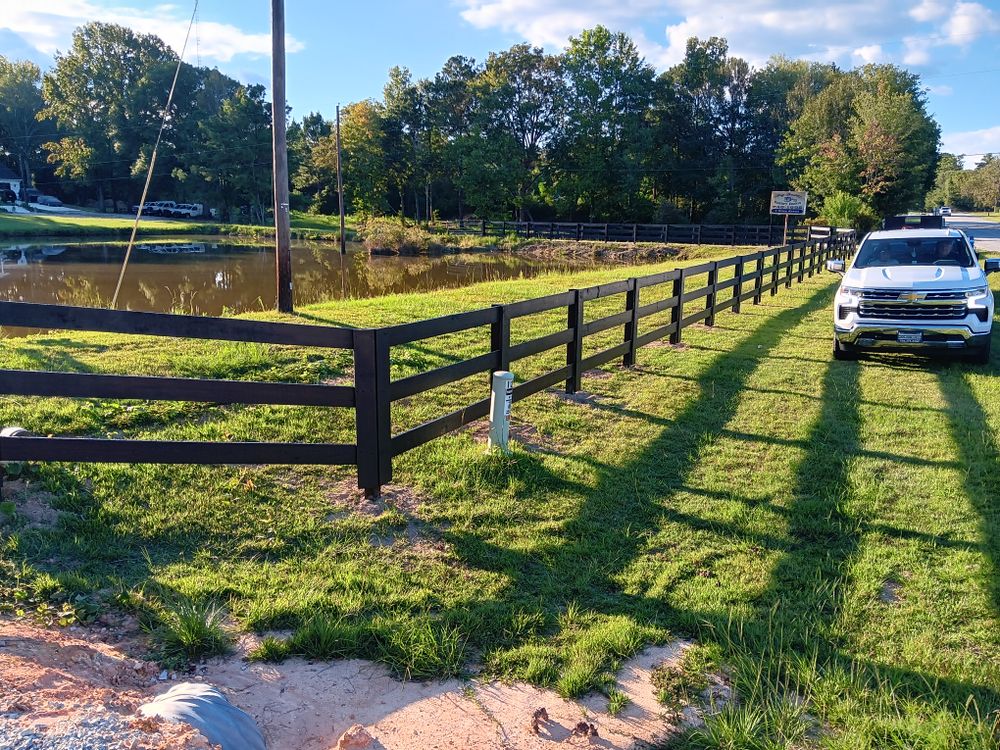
[[897, 292, 925, 303]]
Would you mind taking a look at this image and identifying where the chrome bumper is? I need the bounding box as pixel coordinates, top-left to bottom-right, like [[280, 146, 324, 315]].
[[834, 324, 988, 349]]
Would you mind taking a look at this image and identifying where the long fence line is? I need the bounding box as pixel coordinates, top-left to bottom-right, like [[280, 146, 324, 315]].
[[438, 220, 822, 247], [0, 230, 857, 497]]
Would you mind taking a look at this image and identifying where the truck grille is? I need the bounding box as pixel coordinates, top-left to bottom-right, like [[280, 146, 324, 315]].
[[856, 289, 969, 320], [858, 302, 968, 319]]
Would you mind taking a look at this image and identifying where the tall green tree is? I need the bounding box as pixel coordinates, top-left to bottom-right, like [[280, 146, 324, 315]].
[[0, 56, 56, 190], [188, 84, 272, 222], [551, 26, 655, 221], [40, 22, 181, 209]]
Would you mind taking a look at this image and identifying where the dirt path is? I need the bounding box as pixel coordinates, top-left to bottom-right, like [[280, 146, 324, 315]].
[[1, 619, 691, 749]]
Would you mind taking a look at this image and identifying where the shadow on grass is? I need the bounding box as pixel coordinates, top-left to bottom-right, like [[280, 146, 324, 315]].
[[437, 281, 999, 719], [938, 368, 1000, 617]]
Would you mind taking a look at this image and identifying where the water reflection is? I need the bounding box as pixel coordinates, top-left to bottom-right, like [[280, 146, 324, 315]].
[[0, 237, 631, 324]]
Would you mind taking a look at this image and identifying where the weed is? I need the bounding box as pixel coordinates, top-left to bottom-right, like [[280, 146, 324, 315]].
[[288, 615, 365, 660], [151, 598, 230, 665], [607, 687, 629, 716], [248, 635, 292, 663]]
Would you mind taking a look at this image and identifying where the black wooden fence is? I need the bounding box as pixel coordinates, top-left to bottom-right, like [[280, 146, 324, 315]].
[[439, 220, 822, 247], [0, 230, 856, 497]]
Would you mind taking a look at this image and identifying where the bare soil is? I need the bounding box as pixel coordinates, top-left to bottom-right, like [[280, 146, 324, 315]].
[[1, 619, 690, 750]]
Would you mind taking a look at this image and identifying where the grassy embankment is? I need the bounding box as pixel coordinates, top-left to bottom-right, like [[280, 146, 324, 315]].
[[1, 251, 999, 747], [0, 210, 360, 242]]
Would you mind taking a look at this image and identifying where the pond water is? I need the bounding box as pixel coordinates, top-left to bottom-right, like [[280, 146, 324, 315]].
[[0, 237, 634, 323]]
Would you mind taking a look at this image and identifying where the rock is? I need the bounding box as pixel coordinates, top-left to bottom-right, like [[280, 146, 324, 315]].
[[335, 723, 375, 749]]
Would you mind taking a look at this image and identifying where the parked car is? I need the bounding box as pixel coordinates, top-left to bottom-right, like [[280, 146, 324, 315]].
[[165, 203, 205, 219], [23, 188, 41, 203], [0, 188, 17, 204], [36, 195, 63, 207], [939, 206, 952, 216], [147, 201, 177, 217], [827, 228, 998, 363]]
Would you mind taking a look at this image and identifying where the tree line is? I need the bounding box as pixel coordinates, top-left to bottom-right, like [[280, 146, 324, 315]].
[[0, 22, 943, 224], [926, 154, 1000, 213]]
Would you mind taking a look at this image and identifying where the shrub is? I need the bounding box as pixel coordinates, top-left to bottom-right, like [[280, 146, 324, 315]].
[[820, 192, 878, 234]]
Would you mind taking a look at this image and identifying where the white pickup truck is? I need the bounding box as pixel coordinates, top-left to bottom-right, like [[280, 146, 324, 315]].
[[827, 228, 999, 363]]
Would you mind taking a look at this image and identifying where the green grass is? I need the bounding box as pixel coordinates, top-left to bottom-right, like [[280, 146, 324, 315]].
[[1, 255, 1000, 746], [0, 209, 358, 241]]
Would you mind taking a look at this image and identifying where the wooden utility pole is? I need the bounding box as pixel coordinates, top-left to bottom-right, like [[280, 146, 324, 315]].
[[337, 104, 346, 254], [271, 0, 293, 312]]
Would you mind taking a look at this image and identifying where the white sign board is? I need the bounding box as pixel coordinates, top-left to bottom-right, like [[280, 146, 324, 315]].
[[770, 191, 808, 215]]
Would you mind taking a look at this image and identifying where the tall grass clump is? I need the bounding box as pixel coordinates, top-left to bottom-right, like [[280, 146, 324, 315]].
[[151, 598, 231, 665]]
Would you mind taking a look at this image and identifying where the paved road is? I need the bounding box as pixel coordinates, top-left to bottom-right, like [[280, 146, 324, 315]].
[[945, 213, 1000, 254]]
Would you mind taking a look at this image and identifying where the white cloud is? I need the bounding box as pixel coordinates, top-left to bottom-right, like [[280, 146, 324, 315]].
[[457, 0, 1000, 72], [942, 126, 1000, 167], [853, 44, 885, 63], [926, 83, 953, 95], [942, 1, 1000, 45], [909, 0, 948, 21], [0, 1, 304, 64]]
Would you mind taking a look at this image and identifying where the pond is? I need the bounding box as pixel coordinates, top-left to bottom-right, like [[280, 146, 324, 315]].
[[0, 237, 640, 325]]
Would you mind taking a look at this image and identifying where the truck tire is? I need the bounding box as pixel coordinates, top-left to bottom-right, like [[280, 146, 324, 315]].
[[968, 336, 992, 365], [833, 337, 857, 361]]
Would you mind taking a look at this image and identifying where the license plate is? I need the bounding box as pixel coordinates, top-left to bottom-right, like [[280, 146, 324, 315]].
[[897, 331, 923, 344]]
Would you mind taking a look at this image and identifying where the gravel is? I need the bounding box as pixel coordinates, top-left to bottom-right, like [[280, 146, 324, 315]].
[[2, 710, 155, 750]]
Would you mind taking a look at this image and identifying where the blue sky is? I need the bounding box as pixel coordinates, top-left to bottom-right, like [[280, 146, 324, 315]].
[[3, 0, 999, 165]]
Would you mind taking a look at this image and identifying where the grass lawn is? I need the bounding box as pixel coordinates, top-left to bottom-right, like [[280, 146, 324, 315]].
[[0, 210, 358, 241], [1, 257, 999, 747]]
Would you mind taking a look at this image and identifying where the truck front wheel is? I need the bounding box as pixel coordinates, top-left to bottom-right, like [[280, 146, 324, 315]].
[[968, 336, 992, 365], [833, 337, 857, 361]]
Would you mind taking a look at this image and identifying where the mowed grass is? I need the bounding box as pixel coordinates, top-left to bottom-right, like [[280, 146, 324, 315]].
[[1, 255, 999, 746], [0, 210, 356, 240]]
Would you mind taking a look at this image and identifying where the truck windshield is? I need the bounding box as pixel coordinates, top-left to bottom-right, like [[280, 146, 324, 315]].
[[854, 237, 974, 268]]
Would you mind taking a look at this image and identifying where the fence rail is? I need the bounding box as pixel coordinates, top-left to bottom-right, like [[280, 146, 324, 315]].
[[0, 229, 857, 497], [436, 220, 830, 247]]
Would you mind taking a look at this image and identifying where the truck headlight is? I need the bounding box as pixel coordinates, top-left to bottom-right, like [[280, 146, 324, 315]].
[[836, 287, 861, 318], [966, 287, 991, 305]]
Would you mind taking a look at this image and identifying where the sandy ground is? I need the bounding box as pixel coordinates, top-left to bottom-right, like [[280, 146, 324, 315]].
[[1, 618, 690, 750], [200, 638, 688, 750], [0, 619, 214, 749]]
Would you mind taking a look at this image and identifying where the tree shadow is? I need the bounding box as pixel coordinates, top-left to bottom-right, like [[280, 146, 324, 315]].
[[937, 368, 1000, 617], [439, 281, 999, 715]]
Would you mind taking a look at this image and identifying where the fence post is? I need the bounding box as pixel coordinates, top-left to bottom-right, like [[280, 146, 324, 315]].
[[785, 245, 794, 289], [632, 224, 638, 243], [753, 251, 764, 304], [604, 223, 610, 242], [808, 240, 816, 277], [481, 219, 486, 237], [733, 257, 744, 313], [706, 261, 718, 326], [695, 225, 702, 245], [576, 223, 582, 241], [670, 270, 686, 344], [798, 243, 806, 283], [623, 278, 640, 367], [549, 222, 555, 240], [491, 304, 510, 373], [354, 328, 392, 498], [566, 289, 583, 393], [770, 249, 779, 296]]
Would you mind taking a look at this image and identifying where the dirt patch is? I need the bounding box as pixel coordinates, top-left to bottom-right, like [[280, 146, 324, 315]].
[[0, 619, 212, 749], [200, 640, 689, 749], [551, 389, 605, 406], [2, 620, 698, 749], [463, 418, 555, 454], [644, 339, 691, 352], [582, 368, 615, 380], [1, 479, 63, 529], [880, 579, 902, 604]]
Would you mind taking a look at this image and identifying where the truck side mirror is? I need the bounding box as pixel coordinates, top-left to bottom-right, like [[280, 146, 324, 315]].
[[826, 259, 846, 273], [985, 258, 1000, 275]]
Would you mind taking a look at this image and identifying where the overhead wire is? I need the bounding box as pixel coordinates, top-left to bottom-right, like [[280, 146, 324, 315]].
[[111, 0, 200, 310]]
